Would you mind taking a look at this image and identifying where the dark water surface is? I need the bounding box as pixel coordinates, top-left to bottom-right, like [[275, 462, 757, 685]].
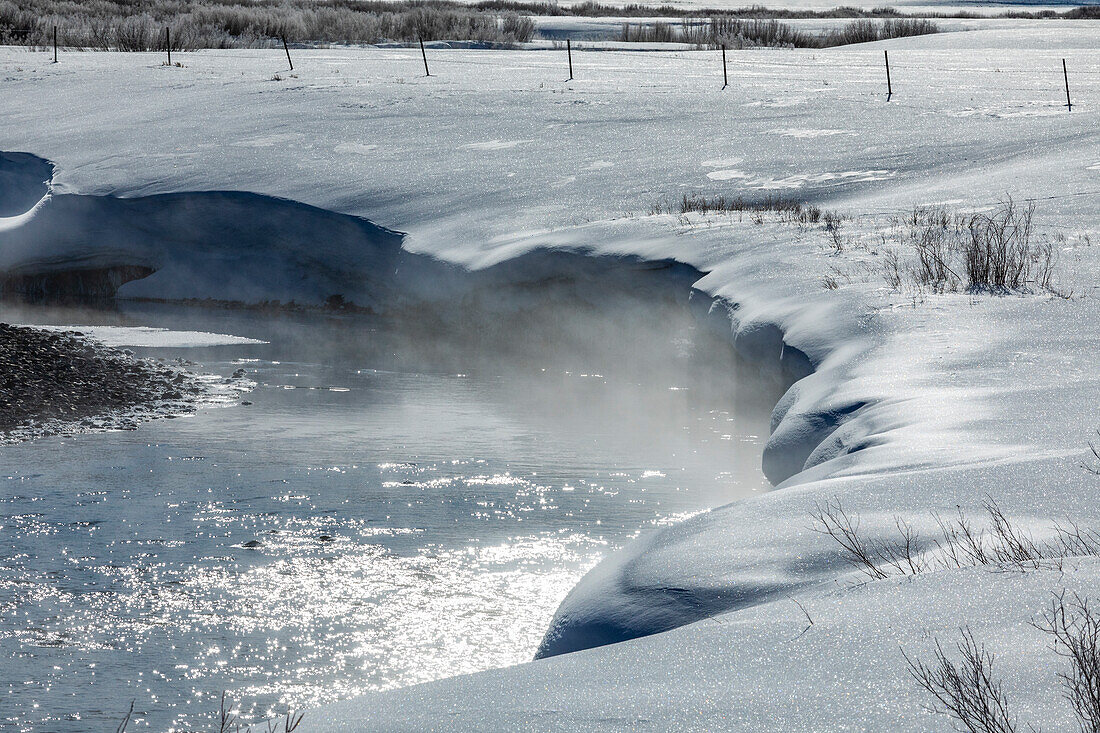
[[0, 301, 772, 731]]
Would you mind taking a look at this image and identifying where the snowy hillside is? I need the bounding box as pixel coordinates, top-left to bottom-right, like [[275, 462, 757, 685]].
[[2, 23, 1100, 730]]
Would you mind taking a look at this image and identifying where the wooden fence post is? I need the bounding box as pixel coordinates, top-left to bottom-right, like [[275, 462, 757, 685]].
[[282, 35, 293, 71], [166, 27, 171, 65], [53, 26, 57, 63], [567, 38, 573, 81], [722, 44, 727, 89], [1064, 58, 1072, 111], [419, 37, 430, 77], [884, 49, 892, 100]]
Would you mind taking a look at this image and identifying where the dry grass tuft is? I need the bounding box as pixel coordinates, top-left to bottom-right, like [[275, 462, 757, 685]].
[[884, 199, 1059, 295], [653, 192, 832, 226]]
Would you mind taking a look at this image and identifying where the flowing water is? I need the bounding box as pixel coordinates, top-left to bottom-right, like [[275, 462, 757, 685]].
[[0, 299, 774, 732]]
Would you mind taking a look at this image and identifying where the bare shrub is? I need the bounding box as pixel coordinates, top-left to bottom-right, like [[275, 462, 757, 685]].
[[812, 498, 1100, 581], [616, 15, 937, 48], [114, 14, 157, 52], [621, 17, 816, 47], [710, 17, 815, 48], [823, 17, 938, 45], [905, 205, 964, 291], [811, 499, 928, 579], [216, 691, 303, 733], [678, 18, 711, 46], [1035, 591, 1100, 732], [1085, 431, 1100, 476], [0, 0, 536, 49], [968, 199, 1056, 293], [907, 596, 1100, 733], [824, 211, 844, 252], [903, 628, 1023, 733], [886, 200, 1059, 295], [620, 20, 676, 43], [883, 248, 903, 289], [500, 12, 534, 43]]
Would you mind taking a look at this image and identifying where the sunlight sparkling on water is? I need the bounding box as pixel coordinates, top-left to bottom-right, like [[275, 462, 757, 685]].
[[1, 461, 610, 729], [0, 420, 760, 730], [1, 307, 771, 731]]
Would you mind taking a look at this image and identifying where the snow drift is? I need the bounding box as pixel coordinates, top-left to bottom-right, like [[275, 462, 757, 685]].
[[0, 155, 451, 306]]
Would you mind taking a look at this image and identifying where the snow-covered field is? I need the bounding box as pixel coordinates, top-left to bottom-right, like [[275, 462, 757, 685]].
[[530, 15, 1100, 43], [3, 21, 1100, 730]]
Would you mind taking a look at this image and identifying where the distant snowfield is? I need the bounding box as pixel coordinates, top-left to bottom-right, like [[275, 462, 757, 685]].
[[520, 0, 1086, 13], [531, 15, 1100, 43], [3, 23, 1100, 730]]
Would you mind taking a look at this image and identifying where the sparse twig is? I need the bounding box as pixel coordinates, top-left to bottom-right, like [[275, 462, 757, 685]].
[[215, 690, 303, 733], [812, 498, 1100, 582], [810, 498, 891, 580], [219, 691, 237, 733], [790, 598, 814, 640], [1084, 431, 1100, 476], [903, 629, 1023, 733], [116, 700, 134, 733], [1034, 591, 1100, 732]]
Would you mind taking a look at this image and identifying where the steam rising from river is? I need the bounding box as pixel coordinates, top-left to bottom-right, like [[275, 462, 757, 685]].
[[2, 281, 778, 730]]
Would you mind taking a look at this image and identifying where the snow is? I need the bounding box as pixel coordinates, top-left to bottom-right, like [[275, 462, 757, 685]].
[[306, 560, 1100, 731], [2, 24, 1100, 730], [21, 324, 268, 348]]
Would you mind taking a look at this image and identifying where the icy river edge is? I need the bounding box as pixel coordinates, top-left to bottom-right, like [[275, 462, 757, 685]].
[[4, 32, 1100, 729]]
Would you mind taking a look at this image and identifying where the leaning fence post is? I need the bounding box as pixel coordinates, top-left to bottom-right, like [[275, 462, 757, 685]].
[[567, 38, 574, 80], [419, 37, 430, 77], [1063, 58, 1072, 111], [722, 44, 727, 89], [282, 35, 293, 71], [884, 49, 892, 100], [52, 25, 57, 63], [165, 26, 171, 65]]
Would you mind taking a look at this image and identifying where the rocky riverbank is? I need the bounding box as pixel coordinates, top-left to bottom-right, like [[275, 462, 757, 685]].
[[0, 322, 250, 443]]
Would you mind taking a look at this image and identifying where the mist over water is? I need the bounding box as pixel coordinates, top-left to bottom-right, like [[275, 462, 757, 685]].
[[1, 291, 777, 731]]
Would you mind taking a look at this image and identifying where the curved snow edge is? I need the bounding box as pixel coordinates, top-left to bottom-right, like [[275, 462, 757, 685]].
[[535, 281, 876, 658], [0, 151, 54, 232]]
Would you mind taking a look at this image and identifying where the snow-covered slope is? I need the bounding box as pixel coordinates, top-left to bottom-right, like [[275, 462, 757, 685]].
[[0, 151, 50, 217], [2, 27, 1100, 729], [0, 182, 455, 305], [305, 560, 1100, 731]]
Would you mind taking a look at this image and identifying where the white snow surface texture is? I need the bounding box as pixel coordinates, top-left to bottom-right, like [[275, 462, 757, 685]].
[[3, 25, 1100, 730]]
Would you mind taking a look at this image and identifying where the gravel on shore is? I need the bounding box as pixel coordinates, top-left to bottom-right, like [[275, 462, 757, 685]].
[[0, 322, 251, 443]]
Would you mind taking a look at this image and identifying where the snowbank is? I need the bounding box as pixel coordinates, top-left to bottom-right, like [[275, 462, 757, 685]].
[[0, 169, 458, 306], [307, 559, 1100, 731]]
